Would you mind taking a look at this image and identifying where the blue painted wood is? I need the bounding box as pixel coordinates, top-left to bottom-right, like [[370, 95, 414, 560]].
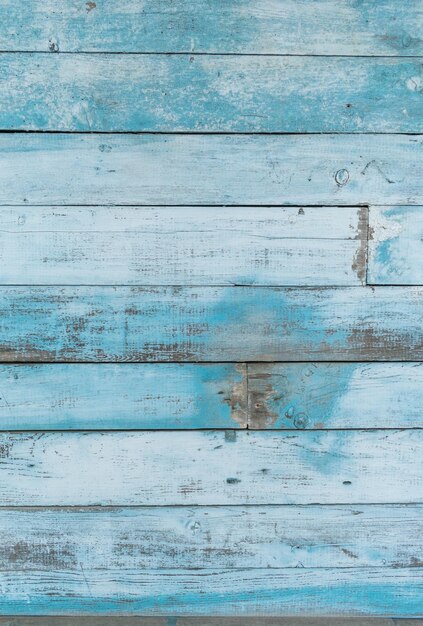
[[0, 567, 421, 615], [2, 55, 422, 132], [0, 430, 421, 505], [0, 206, 365, 286], [1, 505, 421, 569], [1, 0, 422, 55], [0, 286, 420, 362], [0, 364, 246, 430], [1, 363, 422, 431], [247, 363, 423, 429], [0, 134, 420, 206], [368, 206, 423, 285]]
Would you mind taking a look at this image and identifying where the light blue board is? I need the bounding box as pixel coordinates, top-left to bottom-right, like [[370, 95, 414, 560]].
[[1, 363, 422, 431], [0, 364, 246, 430], [0, 430, 421, 505], [0, 286, 421, 362], [1, 505, 421, 569], [1, 0, 422, 55], [2, 55, 422, 132], [0, 134, 421, 206], [247, 362, 423, 429], [0, 567, 422, 616], [0, 206, 365, 286], [368, 206, 423, 285]]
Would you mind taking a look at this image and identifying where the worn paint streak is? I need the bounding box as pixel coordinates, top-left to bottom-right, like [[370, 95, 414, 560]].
[[352, 206, 370, 285]]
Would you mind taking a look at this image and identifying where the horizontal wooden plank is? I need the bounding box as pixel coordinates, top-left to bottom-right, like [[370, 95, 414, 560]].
[[0, 134, 421, 206], [0, 286, 421, 362], [1, 363, 422, 431], [368, 206, 423, 285], [2, 0, 422, 55], [1, 505, 421, 570], [0, 618, 401, 626], [0, 206, 365, 286], [0, 430, 422, 505], [0, 567, 422, 615], [247, 363, 423, 429], [0, 364, 246, 430], [2, 55, 422, 132]]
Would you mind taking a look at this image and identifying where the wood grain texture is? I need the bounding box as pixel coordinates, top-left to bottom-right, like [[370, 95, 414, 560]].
[[247, 362, 423, 429], [1, 55, 422, 132], [1, 363, 422, 431], [0, 567, 422, 615], [0, 206, 365, 286], [0, 364, 246, 430], [0, 505, 421, 570], [0, 134, 421, 206], [0, 430, 422, 505], [0, 286, 421, 362], [368, 206, 423, 285], [1, 0, 422, 55]]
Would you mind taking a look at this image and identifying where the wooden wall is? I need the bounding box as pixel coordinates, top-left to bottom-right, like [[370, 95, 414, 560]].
[[0, 0, 422, 618]]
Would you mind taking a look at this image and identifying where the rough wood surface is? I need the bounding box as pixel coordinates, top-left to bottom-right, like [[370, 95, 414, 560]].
[[0, 430, 421, 505], [0, 364, 246, 430], [0, 567, 422, 615], [1, 363, 423, 431], [0, 134, 420, 206], [0, 286, 421, 362], [1, 0, 422, 55], [368, 206, 423, 285], [1, 55, 422, 132], [0, 206, 365, 286], [0, 505, 421, 570], [247, 362, 423, 429]]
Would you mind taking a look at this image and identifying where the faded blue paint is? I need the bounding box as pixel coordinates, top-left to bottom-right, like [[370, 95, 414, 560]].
[[1, 0, 422, 55], [248, 363, 423, 429], [0, 134, 421, 206], [0, 364, 245, 429], [368, 206, 423, 285], [0, 286, 422, 361], [1, 55, 422, 132], [0, 568, 422, 615]]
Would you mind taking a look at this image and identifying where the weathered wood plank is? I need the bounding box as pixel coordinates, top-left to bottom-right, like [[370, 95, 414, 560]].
[[0, 206, 365, 286], [0, 364, 246, 430], [0, 567, 421, 615], [2, 55, 422, 132], [0, 134, 421, 206], [1, 505, 421, 570], [0, 286, 421, 362], [0, 430, 422, 505], [2, 363, 422, 431], [368, 206, 423, 285], [248, 363, 423, 429], [1, 0, 422, 55]]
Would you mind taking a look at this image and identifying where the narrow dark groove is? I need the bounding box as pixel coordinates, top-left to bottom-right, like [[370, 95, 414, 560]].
[[1, 427, 422, 433], [0, 50, 421, 59], [0, 129, 421, 135], [0, 502, 420, 509], [0, 360, 421, 365]]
